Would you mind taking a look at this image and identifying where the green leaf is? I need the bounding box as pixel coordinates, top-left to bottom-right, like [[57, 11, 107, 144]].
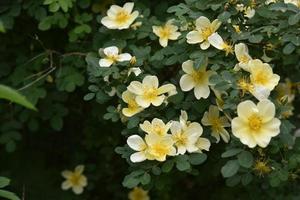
[[176, 155, 190, 171], [249, 35, 263, 43], [83, 93, 95, 101], [188, 153, 207, 165], [283, 43, 295, 55], [218, 11, 231, 22], [237, 151, 254, 168], [0, 189, 20, 200], [288, 13, 300, 25], [140, 172, 151, 185], [241, 174, 253, 185], [0, 85, 36, 111], [221, 160, 240, 178], [225, 175, 240, 187], [0, 177, 10, 188], [161, 160, 174, 173], [221, 148, 243, 158], [194, 54, 208, 70]]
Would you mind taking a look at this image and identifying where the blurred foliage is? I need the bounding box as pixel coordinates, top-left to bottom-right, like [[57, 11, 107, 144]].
[[0, 0, 300, 199]]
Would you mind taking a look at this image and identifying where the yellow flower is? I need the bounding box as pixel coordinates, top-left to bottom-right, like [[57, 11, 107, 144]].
[[127, 75, 176, 108], [101, 2, 139, 30], [284, 0, 300, 8], [122, 90, 144, 117], [171, 111, 210, 154], [128, 187, 150, 200], [249, 59, 280, 91], [127, 135, 153, 162], [99, 46, 132, 67], [201, 105, 230, 143], [207, 33, 233, 55], [146, 134, 176, 162], [253, 160, 272, 176], [179, 60, 214, 100], [186, 16, 221, 50], [234, 43, 252, 71], [140, 118, 172, 136], [61, 165, 88, 195], [232, 100, 281, 148], [152, 19, 181, 47]]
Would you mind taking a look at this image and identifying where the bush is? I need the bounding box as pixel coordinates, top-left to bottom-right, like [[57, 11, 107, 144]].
[[0, 0, 300, 199]]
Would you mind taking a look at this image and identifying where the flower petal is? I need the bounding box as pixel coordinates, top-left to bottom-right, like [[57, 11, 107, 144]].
[[194, 85, 210, 99], [118, 53, 132, 62], [179, 74, 195, 92], [99, 58, 114, 67], [130, 152, 147, 163], [127, 135, 146, 151], [61, 181, 72, 190], [127, 81, 144, 95], [123, 2, 134, 13], [257, 100, 276, 122], [104, 46, 119, 56], [186, 31, 204, 44], [200, 41, 210, 50], [143, 75, 159, 88], [195, 16, 211, 29], [237, 100, 258, 121], [208, 33, 224, 50]]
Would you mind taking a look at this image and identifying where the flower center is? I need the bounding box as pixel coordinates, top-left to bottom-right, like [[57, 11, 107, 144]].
[[106, 54, 119, 63], [201, 27, 213, 40], [174, 132, 188, 146], [153, 125, 165, 136], [115, 11, 130, 24], [151, 144, 169, 157], [159, 27, 171, 39], [191, 71, 205, 84], [211, 119, 222, 132], [248, 114, 262, 131], [254, 72, 268, 85], [128, 99, 139, 110], [144, 88, 159, 101], [69, 174, 81, 185]]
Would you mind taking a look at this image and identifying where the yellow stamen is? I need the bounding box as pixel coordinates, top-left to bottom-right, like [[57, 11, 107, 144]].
[[248, 114, 262, 131], [115, 11, 130, 24]]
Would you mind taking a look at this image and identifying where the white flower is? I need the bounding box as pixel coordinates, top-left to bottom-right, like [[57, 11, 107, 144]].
[[101, 2, 139, 30], [234, 43, 252, 71], [99, 46, 132, 67], [179, 60, 214, 100], [249, 59, 280, 91], [127, 75, 176, 108], [152, 19, 181, 47], [61, 165, 88, 195], [232, 100, 281, 148], [207, 33, 233, 55], [122, 90, 144, 117], [171, 111, 210, 155], [186, 16, 221, 50], [201, 105, 231, 143], [140, 118, 172, 136], [127, 135, 151, 162]]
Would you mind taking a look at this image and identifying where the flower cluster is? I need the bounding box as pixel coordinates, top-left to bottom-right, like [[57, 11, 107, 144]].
[[127, 111, 210, 163], [97, 1, 284, 158]]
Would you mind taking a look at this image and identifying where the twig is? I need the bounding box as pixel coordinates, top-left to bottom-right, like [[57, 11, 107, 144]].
[[18, 67, 56, 91]]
